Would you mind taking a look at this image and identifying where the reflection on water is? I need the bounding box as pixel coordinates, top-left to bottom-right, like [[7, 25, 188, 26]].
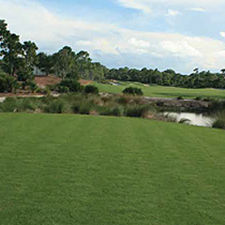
[[164, 112, 215, 127]]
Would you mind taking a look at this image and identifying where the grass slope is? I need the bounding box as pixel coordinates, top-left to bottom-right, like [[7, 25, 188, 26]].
[[94, 81, 225, 99], [0, 114, 225, 225]]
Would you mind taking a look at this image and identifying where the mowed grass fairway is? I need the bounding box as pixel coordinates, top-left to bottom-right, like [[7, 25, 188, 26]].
[[1, 114, 225, 225], [94, 81, 225, 99]]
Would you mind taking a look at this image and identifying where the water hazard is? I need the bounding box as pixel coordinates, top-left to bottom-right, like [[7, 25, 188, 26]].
[[164, 112, 215, 127]]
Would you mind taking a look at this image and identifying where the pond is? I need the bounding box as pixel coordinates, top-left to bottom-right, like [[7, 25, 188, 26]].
[[164, 112, 215, 127]]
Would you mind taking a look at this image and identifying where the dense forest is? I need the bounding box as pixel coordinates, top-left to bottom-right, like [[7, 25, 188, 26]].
[[1, 19, 225, 92]]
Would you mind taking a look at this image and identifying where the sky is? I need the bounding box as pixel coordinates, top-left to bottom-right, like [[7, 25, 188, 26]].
[[1, 0, 225, 73]]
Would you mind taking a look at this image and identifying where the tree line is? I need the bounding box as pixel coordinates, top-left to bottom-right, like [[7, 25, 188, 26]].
[[1, 19, 225, 91], [105, 68, 225, 89], [0, 19, 107, 90]]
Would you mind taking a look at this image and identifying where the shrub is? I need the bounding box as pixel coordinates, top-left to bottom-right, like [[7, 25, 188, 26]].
[[117, 95, 133, 104], [87, 95, 103, 106], [195, 97, 202, 101], [156, 102, 164, 107], [0, 73, 18, 93], [43, 101, 64, 113], [122, 87, 143, 96], [29, 81, 38, 93], [101, 95, 113, 103], [212, 119, 225, 129], [99, 105, 124, 117], [116, 95, 142, 105], [212, 111, 225, 129], [208, 101, 225, 112], [125, 105, 150, 117], [84, 85, 99, 94], [57, 86, 70, 93], [177, 96, 183, 100], [57, 79, 83, 93], [16, 98, 37, 112], [72, 102, 92, 115], [43, 87, 51, 96], [0, 97, 18, 112], [0, 97, 37, 113], [203, 97, 213, 102]]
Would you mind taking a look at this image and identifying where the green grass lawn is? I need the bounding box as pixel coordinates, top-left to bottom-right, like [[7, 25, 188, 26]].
[[1, 114, 225, 225], [94, 81, 225, 99]]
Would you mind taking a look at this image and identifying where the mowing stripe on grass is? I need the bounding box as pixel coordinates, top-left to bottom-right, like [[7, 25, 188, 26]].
[[0, 114, 225, 225]]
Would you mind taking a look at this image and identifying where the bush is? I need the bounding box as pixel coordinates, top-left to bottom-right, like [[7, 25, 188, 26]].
[[99, 105, 124, 117], [84, 85, 99, 94], [203, 97, 213, 102], [57, 86, 70, 93], [43, 87, 51, 96], [212, 119, 225, 129], [29, 81, 38, 93], [208, 101, 225, 112], [16, 98, 37, 112], [0, 73, 18, 93], [122, 87, 143, 96], [57, 79, 83, 93], [43, 101, 64, 113], [72, 102, 92, 115], [195, 97, 202, 101], [0, 97, 18, 112], [177, 96, 183, 100], [125, 105, 150, 117], [0, 97, 38, 112]]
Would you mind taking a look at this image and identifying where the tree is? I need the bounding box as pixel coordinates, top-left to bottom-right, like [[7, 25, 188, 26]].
[[15, 41, 38, 82], [23, 41, 38, 68], [75, 50, 92, 79], [0, 20, 24, 76], [53, 46, 76, 79], [0, 20, 38, 81], [36, 52, 54, 75], [1, 33, 23, 77], [0, 20, 10, 56]]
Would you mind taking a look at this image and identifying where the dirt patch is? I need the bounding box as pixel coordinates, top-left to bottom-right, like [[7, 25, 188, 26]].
[[35, 76, 62, 88], [35, 77, 92, 87], [79, 79, 93, 86], [0, 91, 44, 97]]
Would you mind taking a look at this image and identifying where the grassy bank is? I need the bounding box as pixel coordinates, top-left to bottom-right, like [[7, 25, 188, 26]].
[[0, 114, 225, 225], [94, 81, 225, 99], [0, 94, 155, 118]]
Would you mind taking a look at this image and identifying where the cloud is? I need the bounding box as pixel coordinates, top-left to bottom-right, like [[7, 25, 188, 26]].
[[128, 38, 151, 48], [160, 41, 202, 57], [116, 0, 224, 14], [76, 40, 92, 46], [1, 0, 225, 72], [117, 0, 151, 14], [188, 8, 206, 12], [166, 9, 182, 16], [220, 32, 225, 38]]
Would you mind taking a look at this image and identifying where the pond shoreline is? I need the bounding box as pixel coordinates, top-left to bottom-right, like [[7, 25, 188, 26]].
[[143, 96, 210, 113], [163, 112, 215, 127]]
